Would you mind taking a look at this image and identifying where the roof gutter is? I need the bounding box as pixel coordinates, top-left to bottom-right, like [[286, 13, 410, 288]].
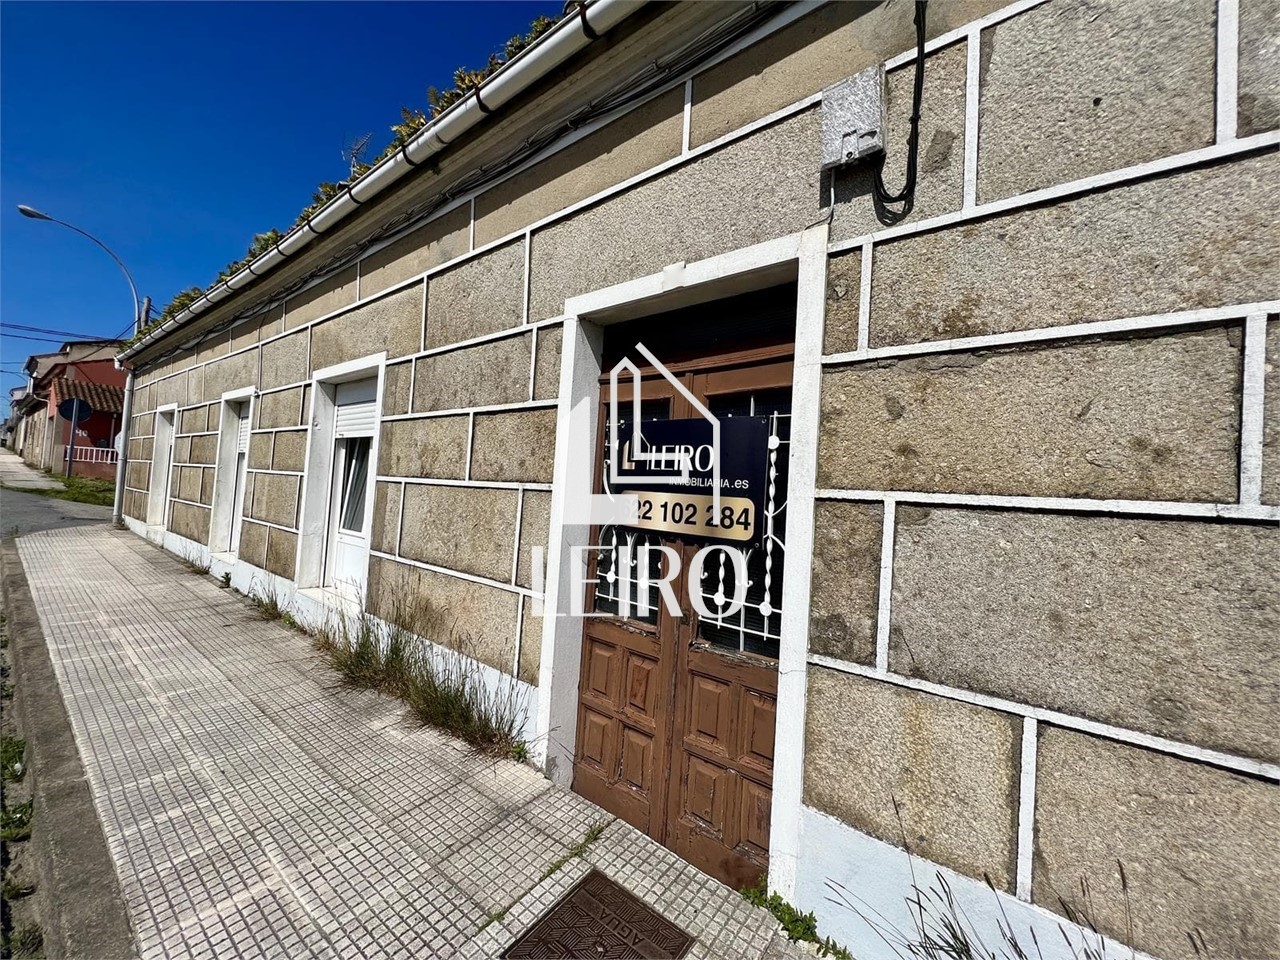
[[121, 0, 647, 361]]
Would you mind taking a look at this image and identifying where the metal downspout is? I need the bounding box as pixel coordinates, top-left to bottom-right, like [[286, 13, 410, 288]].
[[112, 367, 134, 526]]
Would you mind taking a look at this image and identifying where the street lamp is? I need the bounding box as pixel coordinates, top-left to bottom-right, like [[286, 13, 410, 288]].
[[17, 205, 142, 332], [17, 204, 146, 524]]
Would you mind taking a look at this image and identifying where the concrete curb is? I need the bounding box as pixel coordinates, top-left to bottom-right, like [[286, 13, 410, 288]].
[[1, 538, 137, 960]]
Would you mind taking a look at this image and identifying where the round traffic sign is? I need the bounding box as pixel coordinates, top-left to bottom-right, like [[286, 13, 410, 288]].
[[57, 398, 93, 423]]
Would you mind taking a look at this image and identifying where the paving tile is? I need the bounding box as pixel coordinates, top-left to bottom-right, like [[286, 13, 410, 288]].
[[441, 811, 570, 912], [390, 779, 507, 860], [14, 526, 797, 959], [520, 783, 614, 847]]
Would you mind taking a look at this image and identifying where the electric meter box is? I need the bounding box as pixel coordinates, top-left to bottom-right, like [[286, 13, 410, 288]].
[[821, 65, 888, 171]]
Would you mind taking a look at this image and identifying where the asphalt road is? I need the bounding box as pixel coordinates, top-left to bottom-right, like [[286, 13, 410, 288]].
[[0, 486, 112, 537]]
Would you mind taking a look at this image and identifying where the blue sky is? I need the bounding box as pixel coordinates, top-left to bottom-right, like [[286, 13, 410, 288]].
[[1, 0, 559, 391]]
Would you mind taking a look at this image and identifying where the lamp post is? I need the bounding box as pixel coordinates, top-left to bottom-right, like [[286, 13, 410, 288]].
[[17, 204, 144, 524], [17, 205, 142, 335]]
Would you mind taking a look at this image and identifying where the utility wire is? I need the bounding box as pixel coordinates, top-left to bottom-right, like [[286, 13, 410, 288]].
[[872, 0, 927, 225], [0, 332, 90, 345], [2, 322, 112, 340]]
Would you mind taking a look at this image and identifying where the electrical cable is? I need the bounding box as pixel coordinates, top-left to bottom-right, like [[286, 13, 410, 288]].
[[871, 0, 927, 225], [108, 314, 141, 342], [0, 332, 97, 345], [2, 322, 111, 340]]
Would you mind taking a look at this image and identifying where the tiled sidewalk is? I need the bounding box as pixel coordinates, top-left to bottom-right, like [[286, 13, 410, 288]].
[[15, 526, 797, 959]]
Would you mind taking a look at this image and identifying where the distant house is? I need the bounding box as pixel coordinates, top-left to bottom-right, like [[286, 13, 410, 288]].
[[12, 340, 126, 479], [3, 386, 28, 449]]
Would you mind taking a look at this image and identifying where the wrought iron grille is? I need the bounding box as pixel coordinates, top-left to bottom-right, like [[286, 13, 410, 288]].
[[696, 390, 790, 660]]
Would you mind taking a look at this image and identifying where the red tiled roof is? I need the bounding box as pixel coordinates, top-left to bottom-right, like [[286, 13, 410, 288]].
[[52, 378, 125, 415]]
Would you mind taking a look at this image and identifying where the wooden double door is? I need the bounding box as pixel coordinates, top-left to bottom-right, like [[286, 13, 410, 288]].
[[572, 345, 793, 889]]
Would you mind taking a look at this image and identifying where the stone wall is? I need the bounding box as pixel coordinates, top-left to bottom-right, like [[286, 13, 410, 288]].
[[125, 236, 555, 680], [802, 1, 1278, 956], [118, 1, 1277, 955]]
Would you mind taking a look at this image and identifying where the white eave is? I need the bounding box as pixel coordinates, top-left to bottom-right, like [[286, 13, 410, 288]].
[[121, 0, 647, 362]]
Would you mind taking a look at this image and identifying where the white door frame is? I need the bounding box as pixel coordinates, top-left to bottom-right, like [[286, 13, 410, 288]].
[[209, 387, 256, 555], [536, 227, 828, 899], [296, 353, 386, 594], [148, 404, 178, 527], [322, 381, 378, 598]]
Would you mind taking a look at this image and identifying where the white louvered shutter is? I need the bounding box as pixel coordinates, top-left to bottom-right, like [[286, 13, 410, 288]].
[[333, 380, 378, 438], [236, 413, 251, 453]]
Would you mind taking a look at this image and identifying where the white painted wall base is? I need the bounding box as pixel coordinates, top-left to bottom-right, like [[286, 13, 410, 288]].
[[795, 805, 1154, 960], [121, 517, 541, 748]]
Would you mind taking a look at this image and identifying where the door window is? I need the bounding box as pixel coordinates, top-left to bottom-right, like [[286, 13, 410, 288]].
[[229, 403, 250, 553], [148, 409, 175, 526], [322, 377, 378, 596], [336, 436, 371, 533]]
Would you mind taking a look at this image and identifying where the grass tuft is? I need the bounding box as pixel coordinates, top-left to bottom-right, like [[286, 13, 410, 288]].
[[825, 799, 1145, 960], [400, 635, 526, 757], [2, 923, 44, 958], [178, 546, 211, 575], [247, 579, 290, 621], [0, 800, 33, 842], [1, 734, 26, 782], [2, 874, 36, 900], [539, 818, 611, 883]]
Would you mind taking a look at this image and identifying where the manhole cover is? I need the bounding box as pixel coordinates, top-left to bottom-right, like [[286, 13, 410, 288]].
[[502, 870, 694, 959]]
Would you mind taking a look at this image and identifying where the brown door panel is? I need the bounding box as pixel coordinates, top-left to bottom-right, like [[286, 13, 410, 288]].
[[618, 724, 656, 794], [580, 636, 622, 708], [573, 699, 657, 833], [573, 761, 649, 833], [686, 644, 778, 693], [670, 762, 769, 889], [684, 672, 734, 758], [621, 651, 661, 725], [738, 689, 777, 771], [574, 706, 614, 784], [680, 753, 730, 839], [737, 776, 773, 859], [584, 615, 661, 651]]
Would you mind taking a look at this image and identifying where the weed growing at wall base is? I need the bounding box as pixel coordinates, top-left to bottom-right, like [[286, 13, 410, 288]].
[[307, 596, 530, 760], [178, 546, 211, 575], [826, 869, 1150, 960], [823, 800, 1172, 959], [399, 635, 527, 758], [0, 734, 25, 783], [247, 579, 290, 622], [1, 875, 35, 902], [741, 876, 852, 959]]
